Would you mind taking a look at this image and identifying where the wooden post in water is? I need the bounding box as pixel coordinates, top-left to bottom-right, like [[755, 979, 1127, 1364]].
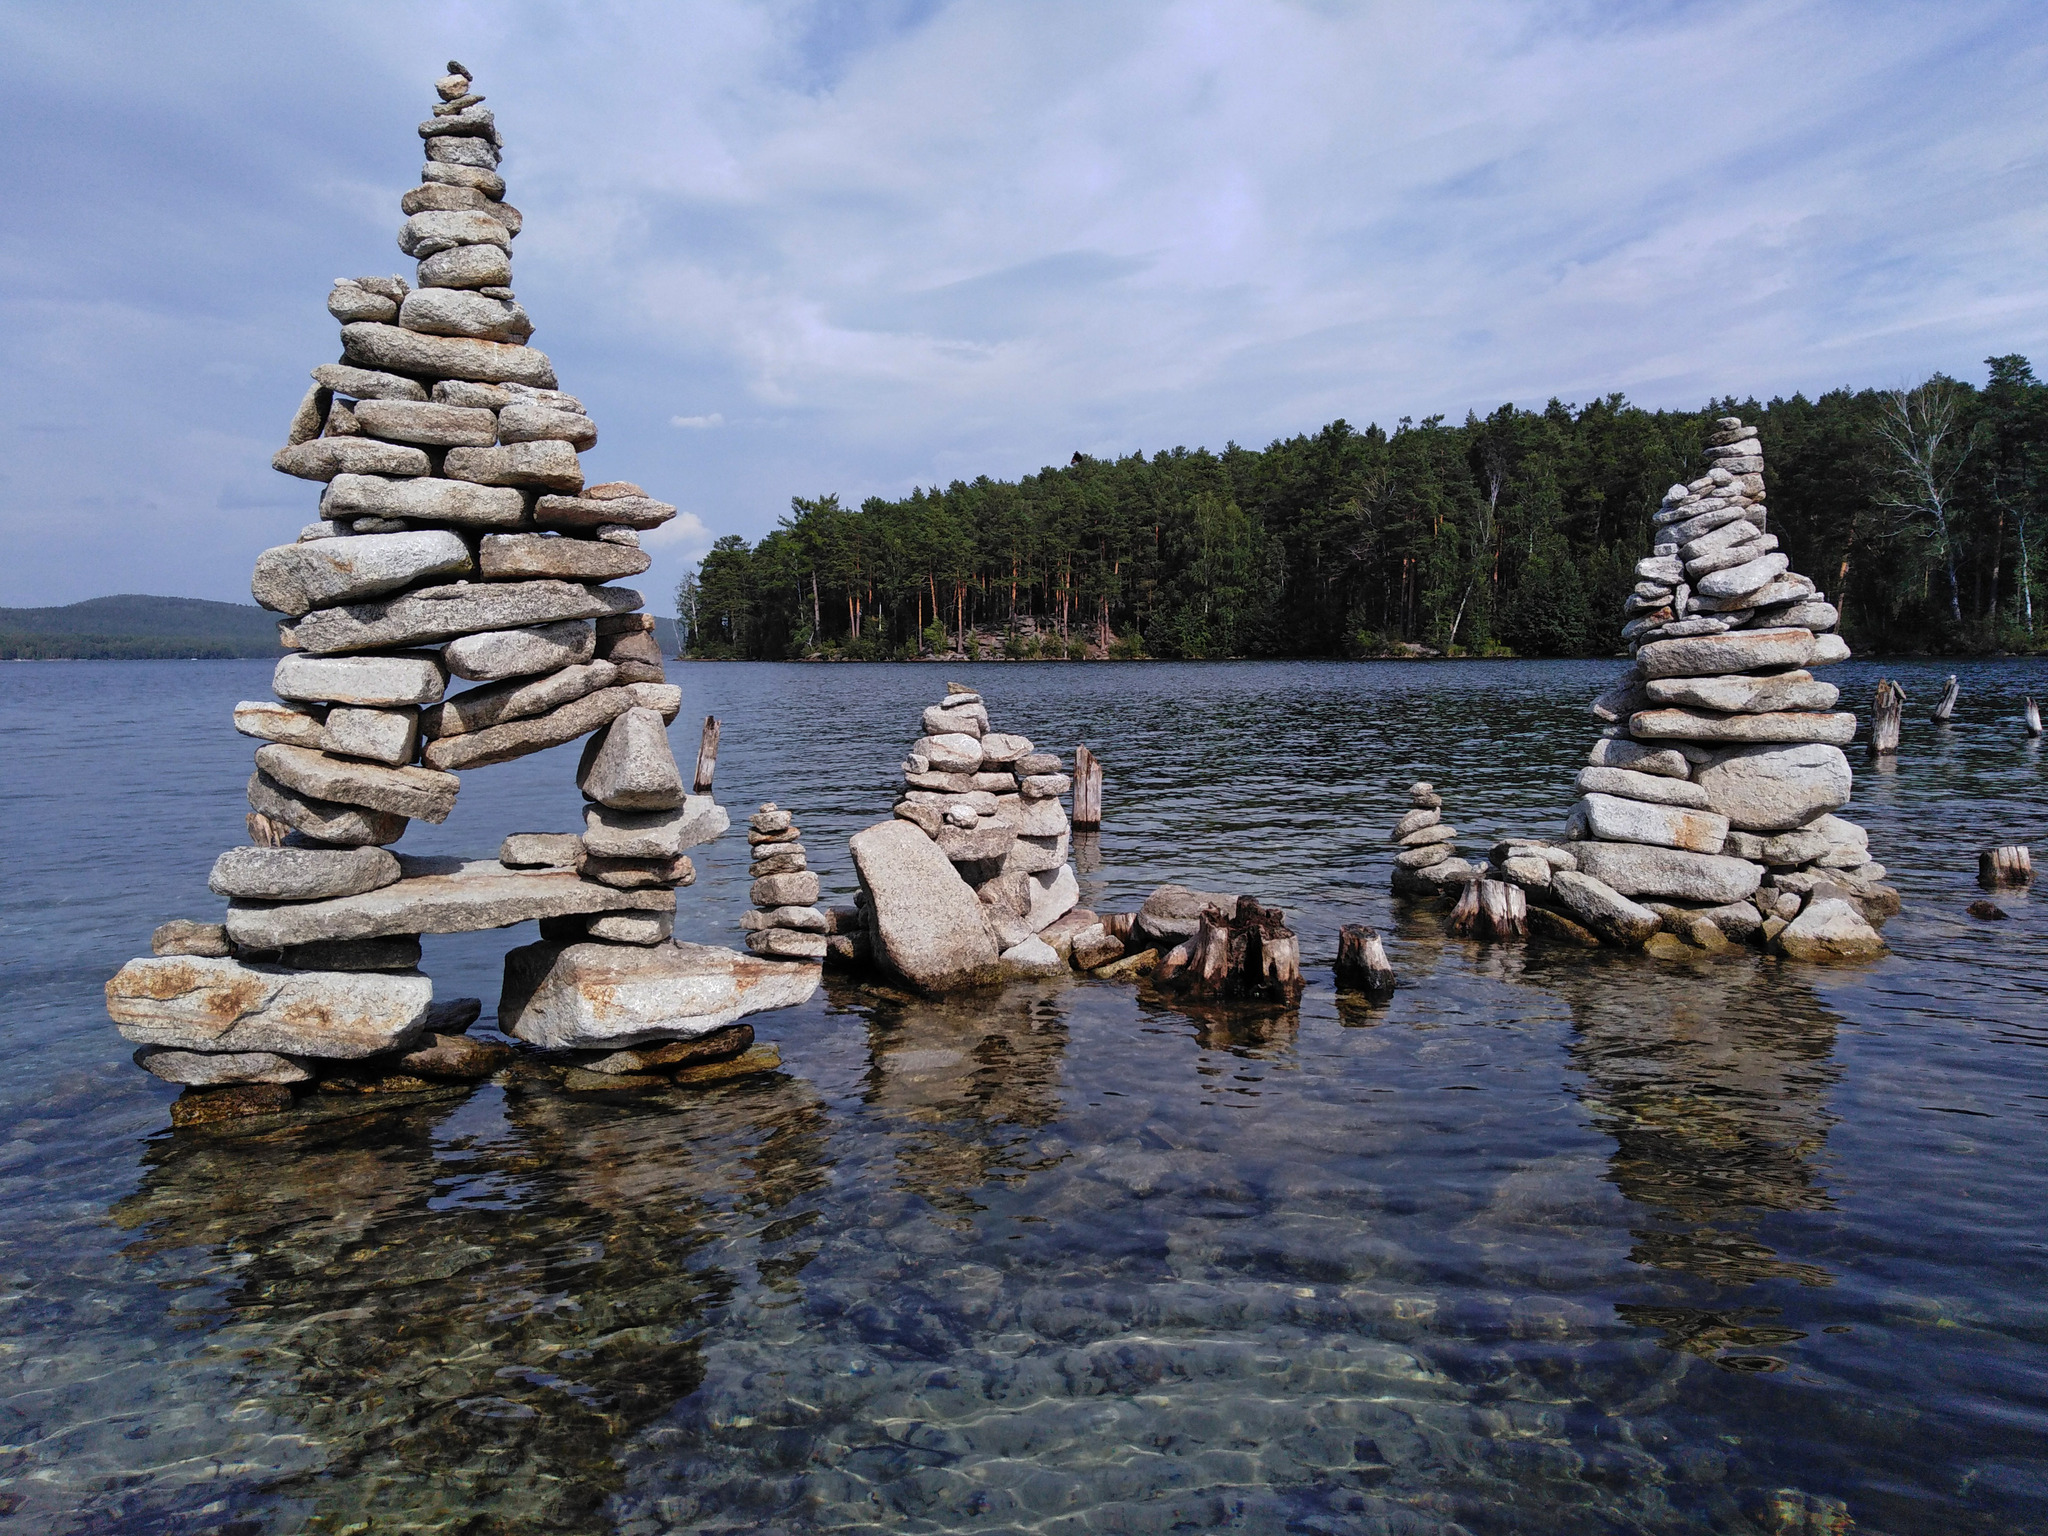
[[1072, 744, 1102, 828], [1932, 674, 1960, 722], [692, 716, 720, 795], [2025, 698, 2042, 738], [1335, 925, 1397, 997], [1979, 846, 2033, 887], [1870, 680, 1904, 756]]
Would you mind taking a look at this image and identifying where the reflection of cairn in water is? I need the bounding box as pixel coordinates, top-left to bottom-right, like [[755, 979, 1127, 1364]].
[[107, 1073, 831, 1530], [1551, 962, 1839, 1292]]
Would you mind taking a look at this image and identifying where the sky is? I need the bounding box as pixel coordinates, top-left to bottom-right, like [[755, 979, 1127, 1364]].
[[2, 0, 2045, 612]]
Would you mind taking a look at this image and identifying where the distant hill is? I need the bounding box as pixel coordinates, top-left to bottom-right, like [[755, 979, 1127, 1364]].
[[1, 595, 683, 660]]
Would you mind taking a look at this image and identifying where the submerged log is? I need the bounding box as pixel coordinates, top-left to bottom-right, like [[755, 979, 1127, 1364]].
[[1932, 674, 1960, 722], [1155, 895, 1304, 1004], [1335, 924, 1396, 996], [1870, 679, 1904, 756], [692, 715, 720, 795], [2025, 698, 2042, 738], [1449, 878, 1527, 940], [1979, 846, 2033, 887], [1073, 744, 1103, 828]]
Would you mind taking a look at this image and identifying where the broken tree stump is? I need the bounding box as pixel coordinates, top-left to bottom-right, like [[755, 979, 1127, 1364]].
[[1449, 878, 1527, 941], [1155, 896, 1304, 1004], [1979, 846, 2033, 887], [692, 715, 720, 795], [2025, 698, 2042, 738], [1073, 744, 1103, 828], [1870, 679, 1904, 756], [1932, 674, 1960, 722], [1335, 924, 1396, 997]]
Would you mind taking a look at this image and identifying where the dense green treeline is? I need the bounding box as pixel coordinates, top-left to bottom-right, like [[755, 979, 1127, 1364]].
[[679, 358, 2048, 660]]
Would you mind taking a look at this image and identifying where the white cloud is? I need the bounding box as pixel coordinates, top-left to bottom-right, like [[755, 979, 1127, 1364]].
[[639, 510, 713, 554], [670, 412, 725, 429]]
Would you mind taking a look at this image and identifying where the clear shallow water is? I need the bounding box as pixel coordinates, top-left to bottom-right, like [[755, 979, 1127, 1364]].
[[1, 656, 2044, 1535]]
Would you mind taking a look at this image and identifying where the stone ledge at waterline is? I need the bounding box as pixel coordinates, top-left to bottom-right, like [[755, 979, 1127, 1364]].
[[499, 940, 819, 1050]]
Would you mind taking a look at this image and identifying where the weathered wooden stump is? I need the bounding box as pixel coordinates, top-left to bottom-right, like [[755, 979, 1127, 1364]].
[[1979, 846, 2033, 887], [2025, 698, 2042, 738], [1155, 896, 1304, 1003], [1335, 924, 1396, 997], [1932, 675, 1960, 722], [1449, 878, 1527, 940], [692, 715, 720, 795], [1073, 744, 1103, 828], [1870, 679, 1904, 756]]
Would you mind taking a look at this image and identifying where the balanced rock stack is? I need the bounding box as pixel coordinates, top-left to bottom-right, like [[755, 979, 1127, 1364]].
[[846, 686, 1080, 991], [1494, 419, 1897, 959], [1388, 782, 1479, 897], [105, 66, 814, 1121], [740, 804, 830, 961]]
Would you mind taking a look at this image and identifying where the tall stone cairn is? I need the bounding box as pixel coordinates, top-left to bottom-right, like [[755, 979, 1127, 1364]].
[[106, 65, 817, 1123], [1487, 416, 1897, 958]]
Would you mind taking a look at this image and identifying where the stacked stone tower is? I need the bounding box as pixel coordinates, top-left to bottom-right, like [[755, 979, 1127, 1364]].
[[1483, 417, 1897, 957], [106, 65, 817, 1122]]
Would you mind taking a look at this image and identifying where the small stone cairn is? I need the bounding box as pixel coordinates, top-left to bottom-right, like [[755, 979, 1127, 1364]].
[[740, 804, 829, 961], [105, 65, 815, 1125], [1472, 417, 1899, 960], [842, 685, 1082, 991], [1387, 781, 1478, 897]]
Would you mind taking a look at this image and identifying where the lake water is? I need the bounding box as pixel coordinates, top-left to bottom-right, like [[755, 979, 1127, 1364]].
[[1, 656, 2044, 1535]]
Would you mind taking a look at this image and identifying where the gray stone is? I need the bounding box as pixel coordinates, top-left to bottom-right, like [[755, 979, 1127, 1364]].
[[419, 161, 505, 197], [422, 682, 677, 770], [497, 401, 596, 448], [398, 209, 510, 257], [1391, 856, 1478, 897], [246, 770, 407, 847], [581, 852, 693, 891], [576, 706, 683, 810], [1585, 738, 1691, 778], [1017, 753, 1062, 776], [587, 910, 675, 945], [1021, 773, 1071, 800], [1777, 897, 1887, 962], [152, 920, 232, 957], [1693, 742, 1852, 831], [583, 797, 727, 859], [1636, 626, 1816, 680], [310, 363, 427, 401], [1395, 842, 1453, 869], [321, 706, 419, 766], [1399, 822, 1457, 846], [1683, 533, 1777, 579], [1136, 884, 1240, 944], [341, 322, 555, 387], [133, 1045, 312, 1086], [234, 699, 326, 748], [444, 441, 583, 493], [1696, 551, 1791, 600], [280, 934, 422, 971], [1579, 792, 1729, 852], [500, 940, 818, 1050], [298, 521, 344, 542], [1566, 841, 1762, 903], [1809, 634, 1851, 665], [425, 134, 499, 170], [1763, 599, 1840, 632], [1643, 670, 1840, 713], [936, 823, 1016, 863], [1713, 575, 1814, 613], [1759, 826, 1833, 867], [396, 1030, 512, 1080], [1025, 864, 1080, 931], [909, 732, 983, 773], [1001, 831, 1069, 875], [1576, 766, 1710, 807], [252, 530, 473, 618], [402, 181, 486, 213], [287, 580, 638, 654], [273, 438, 432, 482], [351, 398, 500, 447], [398, 287, 532, 343], [500, 833, 582, 869], [210, 844, 400, 901], [1548, 870, 1659, 946], [1000, 936, 1066, 978], [422, 659, 619, 737], [225, 856, 673, 948], [923, 702, 988, 738], [747, 928, 829, 959], [328, 281, 397, 323], [1630, 708, 1857, 746], [434, 380, 513, 408], [977, 732, 1032, 765], [753, 905, 827, 933], [534, 491, 677, 531], [571, 1025, 754, 1076], [417, 241, 513, 289], [1637, 555, 1684, 583], [477, 532, 649, 581], [750, 871, 821, 907], [849, 819, 1002, 992], [1499, 855, 1552, 888], [107, 956, 431, 1058], [1590, 676, 1649, 721], [254, 744, 458, 823], [1678, 516, 1768, 562], [750, 807, 794, 834], [320, 473, 529, 529], [445, 619, 596, 681]]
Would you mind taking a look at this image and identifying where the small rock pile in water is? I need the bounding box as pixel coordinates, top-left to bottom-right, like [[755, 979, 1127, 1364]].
[[844, 685, 1081, 991], [1387, 782, 1478, 897], [740, 804, 829, 961], [105, 66, 815, 1123], [1483, 418, 1897, 960]]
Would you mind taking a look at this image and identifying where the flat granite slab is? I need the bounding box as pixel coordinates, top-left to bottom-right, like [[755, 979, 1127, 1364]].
[[224, 856, 673, 948]]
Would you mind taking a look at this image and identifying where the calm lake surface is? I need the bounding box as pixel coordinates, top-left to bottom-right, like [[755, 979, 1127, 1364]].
[[2, 656, 2045, 1535]]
